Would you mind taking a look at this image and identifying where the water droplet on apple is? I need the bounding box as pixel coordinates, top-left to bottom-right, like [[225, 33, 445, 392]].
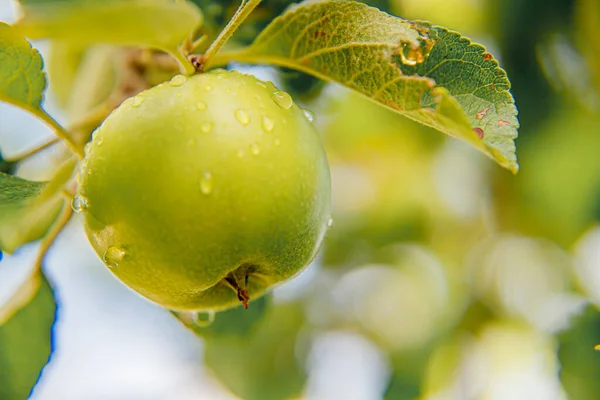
[[200, 172, 213, 195], [250, 143, 261, 155], [103, 246, 126, 268], [302, 108, 316, 123], [262, 115, 275, 132], [169, 75, 187, 86], [201, 122, 214, 134], [234, 109, 250, 125], [193, 310, 215, 327], [71, 195, 88, 213], [272, 91, 293, 109], [131, 95, 144, 107]]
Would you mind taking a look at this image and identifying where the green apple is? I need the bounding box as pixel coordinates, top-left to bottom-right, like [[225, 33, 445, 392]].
[[78, 70, 332, 311]]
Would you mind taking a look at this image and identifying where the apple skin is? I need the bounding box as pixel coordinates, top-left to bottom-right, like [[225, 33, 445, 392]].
[[78, 70, 331, 311]]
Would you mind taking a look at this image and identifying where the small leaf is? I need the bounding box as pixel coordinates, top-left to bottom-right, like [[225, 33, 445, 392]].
[[0, 158, 76, 253], [0, 273, 56, 400], [0, 22, 46, 111], [233, 0, 519, 172], [15, 0, 203, 55]]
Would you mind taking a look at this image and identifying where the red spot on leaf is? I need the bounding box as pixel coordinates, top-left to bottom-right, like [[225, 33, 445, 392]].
[[498, 120, 510, 126], [314, 30, 327, 39], [483, 53, 492, 60], [491, 83, 496, 90], [473, 127, 484, 139], [476, 107, 490, 120]]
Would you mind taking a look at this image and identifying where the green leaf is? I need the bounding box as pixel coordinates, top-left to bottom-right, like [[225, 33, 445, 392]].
[[0, 273, 56, 400], [558, 306, 600, 400], [0, 22, 46, 112], [0, 158, 76, 253], [204, 303, 306, 400], [225, 0, 519, 172], [15, 0, 203, 57]]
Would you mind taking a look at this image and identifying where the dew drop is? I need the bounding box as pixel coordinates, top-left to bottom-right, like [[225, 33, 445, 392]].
[[96, 136, 104, 146], [170, 74, 187, 86], [176, 92, 182, 98], [131, 95, 144, 107], [193, 310, 215, 327], [327, 217, 334, 228], [71, 194, 88, 213], [201, 121, 214, 134], [273, 137, 281, 146], [200, 172, 213, 195], [237, 149, 245, 157], [262, 115, 275, 132], [303, 108, 316, 123], [250, 143, 261, 155], [272, 91, 293, 109], [103, 246, 126, 268], [234, 109, 250, 125], [204, 85, 213, 92], [84, 142, 92, 156], [196, 101, 207, 111]]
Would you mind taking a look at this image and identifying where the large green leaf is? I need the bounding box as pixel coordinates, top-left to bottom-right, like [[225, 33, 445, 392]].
[[204, 303, 306, 400], [0, 22, 46, 112], [222, 0, 519, 172], [0, 273, 56, 400], [0, 158, 76, 253], [15, 0, 203, 56]]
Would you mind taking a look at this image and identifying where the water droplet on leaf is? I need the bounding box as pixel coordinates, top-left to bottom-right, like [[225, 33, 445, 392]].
[[103, 246, 126, 268], [234, 109, 250, 125], [200, 172, 213, 195], [237, 149, 245, 157], [250, 143, 261, 155], [273, 137, 281, 146], [169, 75, 187, 86], [272, 91, 293, 109], [196, 102, 207, 111], [327, 217, 334, 228], [204, 85, 213, 92]]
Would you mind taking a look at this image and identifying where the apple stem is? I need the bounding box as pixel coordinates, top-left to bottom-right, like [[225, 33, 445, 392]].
[[195, 0, 262, 72], [224, 273, 250, 309]]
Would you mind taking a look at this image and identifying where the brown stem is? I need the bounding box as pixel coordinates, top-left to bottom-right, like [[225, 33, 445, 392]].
[[223, 272, 250, 309]]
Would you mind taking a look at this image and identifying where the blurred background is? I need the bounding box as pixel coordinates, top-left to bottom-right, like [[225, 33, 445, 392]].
[[1, 0, 599, 399]]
